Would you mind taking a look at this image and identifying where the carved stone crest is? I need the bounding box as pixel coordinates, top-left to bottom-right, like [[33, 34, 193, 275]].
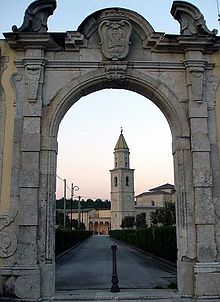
[[98, 11, 132, 61]]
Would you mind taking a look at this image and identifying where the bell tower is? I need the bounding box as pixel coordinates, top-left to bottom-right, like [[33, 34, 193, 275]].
[[110, 129, 135, 229]]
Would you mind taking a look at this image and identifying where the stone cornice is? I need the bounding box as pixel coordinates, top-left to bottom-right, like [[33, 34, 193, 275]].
[[14, 60, 214, 71], [3, 32, 63, 51], [3, 31, 220, 54]]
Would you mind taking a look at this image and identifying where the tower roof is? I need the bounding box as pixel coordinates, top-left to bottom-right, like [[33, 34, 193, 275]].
[[114, 128, 129, 150]]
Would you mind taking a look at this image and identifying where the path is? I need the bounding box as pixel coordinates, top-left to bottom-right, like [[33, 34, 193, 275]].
[[55, 235, 176, 291]]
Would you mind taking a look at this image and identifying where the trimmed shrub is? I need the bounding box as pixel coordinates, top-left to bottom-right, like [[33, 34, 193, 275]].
[[55, 229, 92, 256], [109, 226, 177, 262]]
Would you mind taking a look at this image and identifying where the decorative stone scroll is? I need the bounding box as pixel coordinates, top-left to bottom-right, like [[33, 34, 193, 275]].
[[98, 10, 132, 60], [12, 0, 57, 33], [0, 212, 18, 258], [25, 65, 42, 102], [171, 1, 217, 37]]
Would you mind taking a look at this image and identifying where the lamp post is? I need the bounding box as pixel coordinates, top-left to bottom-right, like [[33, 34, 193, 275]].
[[63, 178, 67, 227], [71, 183, 79, 230], [111, 244, 120, 292], [78, 196, 81, 229]]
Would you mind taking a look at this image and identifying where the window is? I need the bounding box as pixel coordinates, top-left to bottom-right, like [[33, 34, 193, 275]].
[[151, 200, 155, 206], [126, 176, 129, 186], [114, 176, 118, 187], [125, 162, 128, 167]]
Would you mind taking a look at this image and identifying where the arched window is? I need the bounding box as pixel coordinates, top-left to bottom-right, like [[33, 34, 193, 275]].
[[151, 200, 155, 206], [126, 176, 129, 186], [114, 176, 118, 187]]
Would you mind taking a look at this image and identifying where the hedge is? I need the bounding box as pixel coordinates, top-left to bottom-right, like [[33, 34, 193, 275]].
[[55, 229, 93, 256], [109, 226, 177, 262]]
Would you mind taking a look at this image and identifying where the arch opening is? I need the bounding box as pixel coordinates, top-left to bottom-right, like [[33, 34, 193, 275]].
[[53, 79, 180, 293]]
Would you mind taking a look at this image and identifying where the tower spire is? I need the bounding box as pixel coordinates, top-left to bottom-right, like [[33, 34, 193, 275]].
[[115, 129, 129, 151]]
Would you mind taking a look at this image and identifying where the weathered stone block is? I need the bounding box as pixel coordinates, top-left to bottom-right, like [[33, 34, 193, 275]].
[[190, 118, 210, 151], [40, 150, 57, 175], [20, 188, 38, 206], [172, 137, 190, 153], [19, 169, 39, 188], [197, 243, 217, 262], [190, 117, 208, 134], [195, 188, 215, 224], [21, 133, 41, 151], [189, 101, 208, 118], [23, 117, 41, 134], [191, 133, 210, 151], [17, 226, 37, 265], [11, 168, 20, 195], [197, 225, 215, 244], [19, 205, 38, 226], [21, 152, 39, 170], [23, 99, 42, 117], [41, 136, 58, 152], [177, 260, 194, 297], [195, 271, 220, 297], [13, 119, 23, 143], [193, 152, 212, 187], [12, 143, 21, 169], [39, 263, 55, 298]]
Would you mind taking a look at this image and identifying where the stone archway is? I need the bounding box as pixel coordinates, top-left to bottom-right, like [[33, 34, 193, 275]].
[[1, 1, 220, 300]]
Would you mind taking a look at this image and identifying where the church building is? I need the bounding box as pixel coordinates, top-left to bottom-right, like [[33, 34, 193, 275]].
[[110, 129, 135, 229], [64, 129, 175, 232], [109, 129, 175, 230]]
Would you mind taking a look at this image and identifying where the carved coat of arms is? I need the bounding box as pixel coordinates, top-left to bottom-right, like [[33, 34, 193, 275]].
[[98, 11, 132, 61]]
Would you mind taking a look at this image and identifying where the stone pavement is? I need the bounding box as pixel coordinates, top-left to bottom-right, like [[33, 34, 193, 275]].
[[55, 236, 220, 302], [56, 235, 176, 291], [54, 289, 220, 302]]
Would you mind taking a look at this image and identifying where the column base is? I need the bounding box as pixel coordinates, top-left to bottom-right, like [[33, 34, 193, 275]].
[[177, 260, 194, 297], [194, 262, 220, 298], [0, 265, 41, 300]]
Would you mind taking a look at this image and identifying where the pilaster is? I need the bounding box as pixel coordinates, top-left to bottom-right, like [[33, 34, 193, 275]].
[[184, 50, 220, 297], [14, 47, 46, 300]]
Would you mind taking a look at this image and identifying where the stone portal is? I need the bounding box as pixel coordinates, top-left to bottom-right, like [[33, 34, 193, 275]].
[[0, 0, 220, 300]]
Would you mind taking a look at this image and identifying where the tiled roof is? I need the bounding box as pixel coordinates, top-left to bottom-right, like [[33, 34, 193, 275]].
[[135, 190, 173, 198], [135, 183, 175, 198], [149, 183, 175, 191]]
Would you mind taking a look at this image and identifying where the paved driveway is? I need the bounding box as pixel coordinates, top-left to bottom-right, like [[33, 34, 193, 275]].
[[55, 235, 176, 291]]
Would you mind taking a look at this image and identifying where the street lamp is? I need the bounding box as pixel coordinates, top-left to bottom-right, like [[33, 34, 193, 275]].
[[71, 183, 80, 230], [63, 179, 67, 227]]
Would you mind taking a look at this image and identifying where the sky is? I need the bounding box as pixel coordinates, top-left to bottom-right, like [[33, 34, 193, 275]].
[[1, 1, 219, 200]]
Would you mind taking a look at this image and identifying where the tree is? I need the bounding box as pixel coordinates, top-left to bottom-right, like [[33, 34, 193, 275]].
[[55, 211, 71, 229], [150, 201, 176, 226], [135, 212, 147, 229], [120, 216, 135, 229], [71, 219, 86, 230]]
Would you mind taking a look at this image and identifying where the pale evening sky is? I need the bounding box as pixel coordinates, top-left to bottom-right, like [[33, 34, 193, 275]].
[[1, 1, 219, 200]]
